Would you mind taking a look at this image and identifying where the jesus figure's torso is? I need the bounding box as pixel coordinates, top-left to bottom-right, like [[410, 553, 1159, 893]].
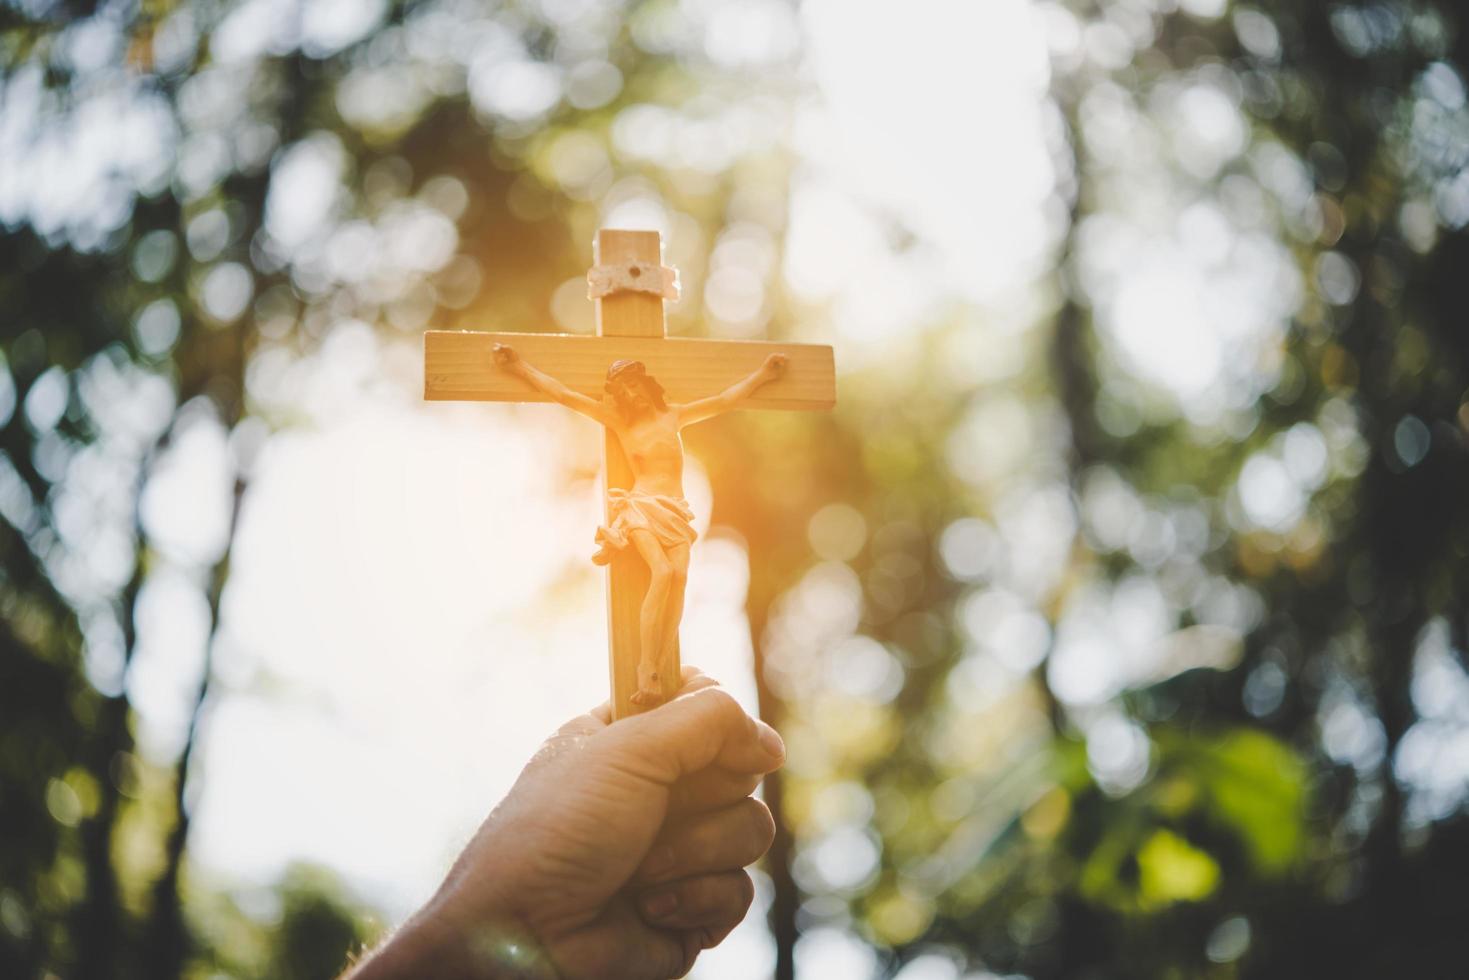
[[615, 410, 685, 498]]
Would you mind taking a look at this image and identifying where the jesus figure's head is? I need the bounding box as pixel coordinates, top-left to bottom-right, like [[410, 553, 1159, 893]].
[[604, 359, 668, 419]]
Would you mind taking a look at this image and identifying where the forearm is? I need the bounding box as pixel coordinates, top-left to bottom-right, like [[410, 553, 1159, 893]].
[[515, 362, 574, 403], [717, 370, 770, 406]]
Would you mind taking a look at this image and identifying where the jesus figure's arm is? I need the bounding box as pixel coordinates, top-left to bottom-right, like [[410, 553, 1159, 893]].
[[493, 343, 620, 428], [676, 352, 787, 428]]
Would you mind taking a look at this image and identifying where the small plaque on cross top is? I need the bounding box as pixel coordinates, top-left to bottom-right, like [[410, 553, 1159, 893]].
[[424, 229, 836, 720]]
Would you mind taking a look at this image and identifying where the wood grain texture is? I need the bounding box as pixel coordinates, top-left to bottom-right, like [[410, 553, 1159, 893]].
[[423, 331, 837, 412], [598, 230, 670, 721]]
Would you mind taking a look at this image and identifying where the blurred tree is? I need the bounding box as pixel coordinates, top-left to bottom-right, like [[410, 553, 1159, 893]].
[[742, 1, 1469, 978]]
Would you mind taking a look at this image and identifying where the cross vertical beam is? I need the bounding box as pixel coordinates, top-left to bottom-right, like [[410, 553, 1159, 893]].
[[595, 229, 674, 719]]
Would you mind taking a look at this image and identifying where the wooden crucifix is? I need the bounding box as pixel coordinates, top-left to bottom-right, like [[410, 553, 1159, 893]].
[[424, 229, 835, 719]]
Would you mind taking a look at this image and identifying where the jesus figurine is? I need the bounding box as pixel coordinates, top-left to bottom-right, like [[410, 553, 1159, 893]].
[[492, 342, 788, 705]]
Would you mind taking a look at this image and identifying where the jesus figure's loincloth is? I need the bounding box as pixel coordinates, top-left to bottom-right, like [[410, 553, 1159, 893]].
[[592, 489, 697, 565]]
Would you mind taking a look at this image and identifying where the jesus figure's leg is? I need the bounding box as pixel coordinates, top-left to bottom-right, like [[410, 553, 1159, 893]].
[[658, 542, 691, 677], [629, 529, 672, 706]]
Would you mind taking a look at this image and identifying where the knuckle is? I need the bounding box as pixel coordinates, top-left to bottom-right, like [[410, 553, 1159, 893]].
[[677, 936, 701, 977], [686, 685, 741, 724], [735, 870, 755, 912], [744, 799, 776, 853]]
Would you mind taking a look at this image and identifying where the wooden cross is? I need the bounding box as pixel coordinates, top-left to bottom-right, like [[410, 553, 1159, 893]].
[[424, 229, 835, 719]]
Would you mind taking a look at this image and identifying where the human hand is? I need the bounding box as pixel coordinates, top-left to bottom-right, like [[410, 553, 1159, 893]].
[[760, 352, 788, 380], [492, 342, 521, 370], [348, 669, 784, 980]]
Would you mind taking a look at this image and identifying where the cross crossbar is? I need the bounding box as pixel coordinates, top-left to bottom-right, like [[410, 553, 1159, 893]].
[[423, 332, 836, 411]]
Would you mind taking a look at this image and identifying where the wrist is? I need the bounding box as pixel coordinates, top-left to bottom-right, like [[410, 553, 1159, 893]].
[[347, 899, 558, 980]]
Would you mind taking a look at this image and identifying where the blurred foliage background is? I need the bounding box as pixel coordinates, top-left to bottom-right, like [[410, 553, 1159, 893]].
[[4, 0, 1469, 977]]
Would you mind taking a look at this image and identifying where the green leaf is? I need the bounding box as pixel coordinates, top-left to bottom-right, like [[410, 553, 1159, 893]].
[[1191, 729, 1308, 875], [1137, 829, 1221, 907]]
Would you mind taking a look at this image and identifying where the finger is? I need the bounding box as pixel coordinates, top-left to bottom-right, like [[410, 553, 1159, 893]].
[[641, 915, 740, 977], [581, 668, 716, 728], [636, 798, 775, 884], [668, 767, 762, 816], [643, 917, 737, 980], [561, 704, 611, 732], [594, 900, 700, 980], [685, 916, 740, 954], [605, 687, 785, 784], [676, 667, 719, 697], [637, 870, 755, 933]]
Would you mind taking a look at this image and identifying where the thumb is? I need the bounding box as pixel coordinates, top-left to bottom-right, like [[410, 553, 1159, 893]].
[[603, 687, 785, 785]]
